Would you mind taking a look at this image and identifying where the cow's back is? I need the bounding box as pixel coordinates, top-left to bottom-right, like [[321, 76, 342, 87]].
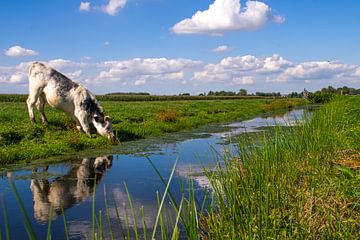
[[29, 62, 81, 112]]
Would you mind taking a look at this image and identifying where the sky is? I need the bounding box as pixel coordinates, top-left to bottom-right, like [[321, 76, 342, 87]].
[[1, 0, 360, 95]]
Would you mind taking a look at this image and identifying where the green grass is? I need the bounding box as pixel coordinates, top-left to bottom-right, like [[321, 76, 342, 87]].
[[0, 98, 305, 165], [200, 96, 360, 239], [2, 96, 359, 239]]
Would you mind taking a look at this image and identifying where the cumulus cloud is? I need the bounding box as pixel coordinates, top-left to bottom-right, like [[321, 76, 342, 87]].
[[47, 59, 88, 70], [96, 58, 202, 85], [172, 0, 284, 35], [277, 61, 356, 82], [101, 0, 127, 15], [81, 0, 127, 15], [212, 45, 231, 52], [134, 79, 146, 86], [192, 54, 360, 86], [9, 72, 27, 84], [4, 45, 38, 57], [79, 2, 91, 11], [232, 76, 254, 85], [1, 55, 359, 93]]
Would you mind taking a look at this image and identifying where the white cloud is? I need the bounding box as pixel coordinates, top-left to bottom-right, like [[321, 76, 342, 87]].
[[193, 54, 360, 87], [260, 54, 293, 73], [5, 45, 39, 57], [134, 79, 146, 86], [172, 0, 284, 35], [355, 68, 360, 77], [66, 70, 83, 79], [104, 41, 110, 46], [1, 55, 359, 93], [277, 61, 356, 82], [232, 76, 254, 85], [212, 45, 231, 52], [47, 59, 88, 70], [79, 2, 91, 12], [79, 0, 127, 16], [96, 58, 202, 84], [9, 72, 27, 84], [101, 0, 127, 15]]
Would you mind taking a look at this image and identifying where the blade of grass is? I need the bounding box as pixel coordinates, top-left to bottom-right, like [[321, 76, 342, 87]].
[[151, 158, 178, 240], [123, 202, 131, 240], [171, 198, 184, 240], [46, 204, 54, 240], [155, 192, 166, 240], [104, 187, 114, 240], [140, 206, 147, 240], [146, 157, 190, 236], [61, 205, 70, 240], [99, 210, 103, 240], [124, 182, 139, 240], [92, 176, 97, 240], [1, 198, 10, 240], [111, 193, 126, 239], [9, 179, 36, 240]]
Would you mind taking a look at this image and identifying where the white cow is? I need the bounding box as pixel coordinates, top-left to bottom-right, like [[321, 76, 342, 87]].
[[30, 156, 112, 222], [27, 62, 115, 141]]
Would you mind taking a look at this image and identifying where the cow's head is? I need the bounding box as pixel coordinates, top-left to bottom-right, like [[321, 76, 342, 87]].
[[92, 115, 116, 142]]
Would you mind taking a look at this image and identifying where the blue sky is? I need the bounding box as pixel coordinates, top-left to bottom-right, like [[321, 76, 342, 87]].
[[1, 0, 360, 94]]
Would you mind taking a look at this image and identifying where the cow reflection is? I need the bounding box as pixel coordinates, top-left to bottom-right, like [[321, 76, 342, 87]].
[[30, 156, 112, 222]]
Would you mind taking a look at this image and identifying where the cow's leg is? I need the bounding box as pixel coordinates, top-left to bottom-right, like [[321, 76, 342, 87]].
[[70, 115, 82, 132], [74, 109, 91, 137], [36, 94, 48, 125], [27, 91, 41, 123]]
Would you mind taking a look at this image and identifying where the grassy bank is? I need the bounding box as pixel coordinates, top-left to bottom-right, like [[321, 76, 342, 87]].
[[200, 96, 360, 239], [0, 98, 304, 164]]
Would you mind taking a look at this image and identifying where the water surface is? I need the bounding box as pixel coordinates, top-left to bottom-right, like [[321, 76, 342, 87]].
[[0, 108, 306, 239]]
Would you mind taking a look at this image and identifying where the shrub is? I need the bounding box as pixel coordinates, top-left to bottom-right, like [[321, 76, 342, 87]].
[[156, 109, 178, 122], [308, 92, 334, 104]]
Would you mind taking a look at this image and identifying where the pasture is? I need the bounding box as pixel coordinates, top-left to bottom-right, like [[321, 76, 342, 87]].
[[0, 96, 305, 164], [1, 96, 359, 239]]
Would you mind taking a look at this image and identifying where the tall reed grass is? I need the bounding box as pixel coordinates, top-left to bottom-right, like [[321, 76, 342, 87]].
[[200, 96, 360, 239]]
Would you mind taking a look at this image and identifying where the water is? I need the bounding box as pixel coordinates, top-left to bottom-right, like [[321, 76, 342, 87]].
[[0, 108, 306, 239]]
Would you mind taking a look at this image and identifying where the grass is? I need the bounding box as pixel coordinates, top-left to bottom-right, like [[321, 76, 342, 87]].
[[0, 94, 279, 103], [200, 96, 360, 239], [1, 96, 359, 239], [0, 98, 305, 165]]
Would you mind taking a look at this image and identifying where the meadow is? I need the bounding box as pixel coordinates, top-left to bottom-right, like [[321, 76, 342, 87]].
[[3, 96, 359, 239], [0, 96, 304, 165]]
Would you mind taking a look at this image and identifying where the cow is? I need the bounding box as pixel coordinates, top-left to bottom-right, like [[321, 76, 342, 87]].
[[29, 156, 112, 222], [27, 62, 116, 141]]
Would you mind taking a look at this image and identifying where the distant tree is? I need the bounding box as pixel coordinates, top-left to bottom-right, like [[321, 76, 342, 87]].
[[288, 92, 299, 98], [179, 93, 190, 96], [238, 89, 247, 96]]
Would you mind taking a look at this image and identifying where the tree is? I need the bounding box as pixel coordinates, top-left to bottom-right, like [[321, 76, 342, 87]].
[[238, 89, 247, 96]]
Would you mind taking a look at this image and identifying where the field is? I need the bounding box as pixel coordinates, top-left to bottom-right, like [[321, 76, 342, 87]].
[[0, 97, 305, 165], [3, 96, 359, 239]]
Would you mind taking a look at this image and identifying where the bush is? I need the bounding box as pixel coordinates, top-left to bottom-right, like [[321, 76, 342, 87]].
[[308, 92, 334, 104], [156, 109, 178, 122]]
